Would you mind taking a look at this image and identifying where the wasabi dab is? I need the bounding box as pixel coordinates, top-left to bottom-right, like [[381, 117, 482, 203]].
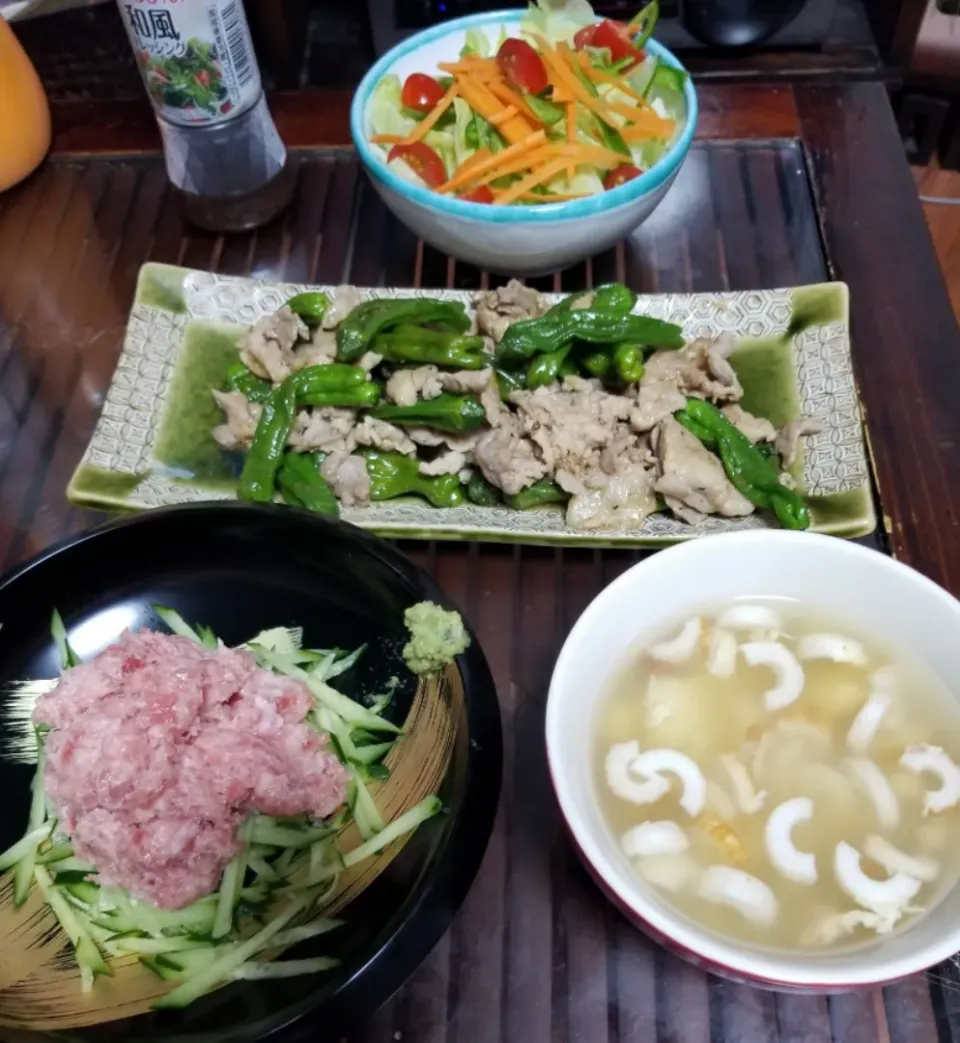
[[402, 602, 470, 675]]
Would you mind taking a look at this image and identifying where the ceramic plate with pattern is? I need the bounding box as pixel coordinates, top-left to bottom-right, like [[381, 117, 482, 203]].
[[67, 263, 876, 546]]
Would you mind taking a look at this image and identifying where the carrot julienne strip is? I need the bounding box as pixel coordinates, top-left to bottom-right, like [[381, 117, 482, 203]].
[[438, 129, 547, 193], [493, 157, 572, 205]]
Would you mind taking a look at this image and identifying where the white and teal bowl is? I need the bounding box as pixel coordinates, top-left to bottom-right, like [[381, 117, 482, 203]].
[[350, 11, 698, 275]]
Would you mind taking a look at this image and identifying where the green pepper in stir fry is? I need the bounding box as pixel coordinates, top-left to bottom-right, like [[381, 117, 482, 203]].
[[373, 326, 489, 370], [677, 398, 811, 531], [336, 299, 471, 362], [284, 292, 330, 328], [276, 452, 339, 517], [225, 363, 272, 404], [370, 393, 486, 433], [237, 381, 297, 503], [504, 478, 569, 511], [363, 450, 466, 508]]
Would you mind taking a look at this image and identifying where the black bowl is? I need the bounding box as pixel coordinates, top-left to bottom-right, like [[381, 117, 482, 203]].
[[0, 504, 502, 1042]]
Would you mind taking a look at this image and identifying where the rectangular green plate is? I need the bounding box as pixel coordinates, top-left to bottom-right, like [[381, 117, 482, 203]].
[[67, 263, 876, 546]]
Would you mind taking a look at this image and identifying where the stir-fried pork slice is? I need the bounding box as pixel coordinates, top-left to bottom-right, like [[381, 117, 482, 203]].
[[291, 328, 337, 370], [358, 351, 383, 373], [631, 335, 743, 433], [321, 452, 371, 506], [601, 426, 655, 476], [653, 416, 754, 523], [386, 366, 444, 407], [321, 285, 364, 329], [474, 413, 549, 495], [722, 404, 777, 444], [475, 279, 546, 342], [353, 416, 416, 455], [566, 465, 658, 531], [510, 380, 632, 491], [419, 449, 468, 476], [440, 369, 502, 425], [239, 305, 308, 383], [287, 407, 358, 453], [212, 390, 262, 450], [408, 428, 482, 452], [776, 417, 823, 468]]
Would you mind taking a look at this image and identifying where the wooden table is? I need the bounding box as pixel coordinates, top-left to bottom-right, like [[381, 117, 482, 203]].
[[2, 82, 960, 1043]]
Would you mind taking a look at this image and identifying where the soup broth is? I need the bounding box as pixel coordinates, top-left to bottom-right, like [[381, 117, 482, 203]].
[[594, 599, 960, 951]]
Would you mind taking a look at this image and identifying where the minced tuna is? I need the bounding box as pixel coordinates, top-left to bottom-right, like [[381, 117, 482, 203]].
[[33, 630, 348, 910]]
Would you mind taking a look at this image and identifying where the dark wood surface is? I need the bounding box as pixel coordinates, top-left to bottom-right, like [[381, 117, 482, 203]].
[[1, 80, 960, 1042], [13, 0, 898, 102]]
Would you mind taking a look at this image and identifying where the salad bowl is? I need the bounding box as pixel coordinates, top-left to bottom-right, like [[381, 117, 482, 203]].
[[350, 6, 697, 275]]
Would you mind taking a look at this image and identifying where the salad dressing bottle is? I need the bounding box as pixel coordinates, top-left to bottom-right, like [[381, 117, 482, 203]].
[[117, 0, 294, 232]]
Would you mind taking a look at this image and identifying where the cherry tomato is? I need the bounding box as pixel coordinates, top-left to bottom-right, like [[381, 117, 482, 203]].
[[196, 70, 211, 88], [604, 163, 642, 190], [593, 20, 644, 68], [387, 142, 447, 189], [574, 20, 644, 69], [459, 185, 494, 204], [401, 72, 446, 114], [573, 23, 599, 50], [497, 38, 549, 95]]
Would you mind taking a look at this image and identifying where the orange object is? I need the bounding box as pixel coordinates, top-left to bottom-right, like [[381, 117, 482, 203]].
[[438, 130, 547, 193], [493, 156, 571, 205], [454, 75, 534, 145], [0, 18, 51, 192]]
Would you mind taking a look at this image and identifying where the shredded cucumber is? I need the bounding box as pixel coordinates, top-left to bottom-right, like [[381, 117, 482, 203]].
[[343, 796, 441, 868], [0, 823, 52, 871], [51, 608, 80, 670], [153, 896, 311, 1008], [154, 606, 204, 644], [212, 852, 246, 939], [231, 956, 340, 980]]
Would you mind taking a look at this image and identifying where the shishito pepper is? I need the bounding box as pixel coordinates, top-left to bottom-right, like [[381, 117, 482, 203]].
[[526, 344, 572, 390], [373, 325, 489, 370], [494, 365, 524, 399], [466, 472, 502, 506], [578, 349, 612, 378], [225, 362, 271, 403], [288, 363, 380, 408], [363, 450, 466, 508], [237, 380, 297, 503], [504, 478, 569, 510], [284, 291, 330, 328], [496, 308, 683, 366], [371, 393, 486, 433], [276, 452, 339, 518], [612, 343, 645, 384], [336, 298, 471, 363], [677, 398, 811, 531]]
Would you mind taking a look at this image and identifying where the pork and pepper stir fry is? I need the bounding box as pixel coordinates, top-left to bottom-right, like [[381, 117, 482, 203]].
[[212, 281, 820, 532]]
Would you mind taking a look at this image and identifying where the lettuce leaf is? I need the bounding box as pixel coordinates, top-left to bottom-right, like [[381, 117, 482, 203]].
[[461, 26, 491, 58], [520, 0, 595, 47], [369, 74, 416, 140]]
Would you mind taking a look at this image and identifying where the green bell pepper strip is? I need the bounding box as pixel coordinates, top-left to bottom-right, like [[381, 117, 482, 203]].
[[678, 399, 811, 531], [628, 1, 660, 47], [526, 344, 572, 390], [363, 450, 466, 508], [496, 308, 684, 366], [336, 299, 471, 362], [613, 343, 645, 384], [289, 364, 368, 397], [505, 478, 569, 510], [284, 292, 330, 328], [276, 453, 339, 518], [297, 383, 382, 409], [524, 92, 564, 125], [370, 393, 486, 433], [225, 363, 272, 403], [238, 381, 297, 503], [466, 472, 502, 506], [373, 326, 489, 370]]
